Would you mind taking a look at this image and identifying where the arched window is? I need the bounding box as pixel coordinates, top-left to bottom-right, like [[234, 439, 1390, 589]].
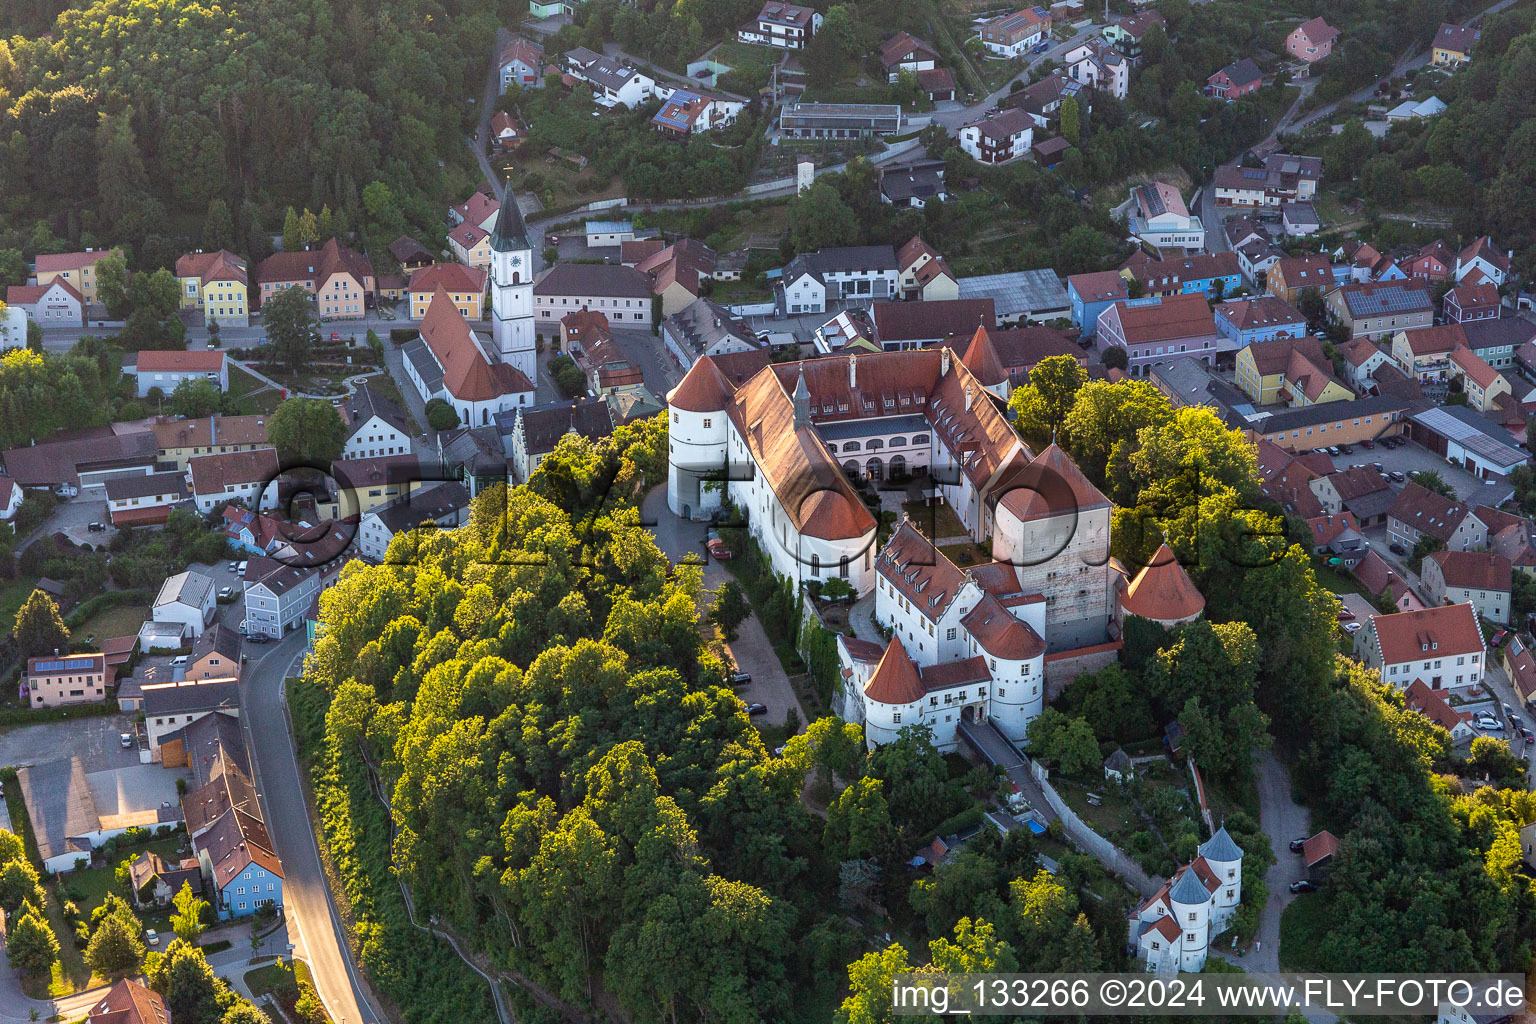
[[843, 441, 861, 452], [839, 556, 849, 578], [512, 271, 521, 284], [889, 436, 908, 447], [911, 433, 930, 445], [811, 553, 821, 576], [865, 439, 884, 451]]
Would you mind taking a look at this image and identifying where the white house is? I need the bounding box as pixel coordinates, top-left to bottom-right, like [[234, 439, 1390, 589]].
[[737, 2, 821, 49], [661, 298, 762, 368], [127, 350, 229, 398], [402, 286, 535, 428], [142, 677, 239, 757], [153, 570, 217, 639], [0, 302, 24, 348], [339, 382, 413, 460], [1131, 829, 1243, 972], [356, 482, 470, 562], [242, 558, 323, 639], [1354, 602, 1485, 690], [1422, 550, 1512, 625], [503, 399, 614, 484], [0, 479, 24, 521], [1126, 182, 1205, 253], [6, 280, 84, 326], [563, 47, 655, 108], [774, 246, 900, 315], [1063, 39, 1128, 99], [188, 448, 280, 514], [105, 473, 190, 528], [533, 263, 655, 328], [958, 109, 1034, 165], [1455, 236, 1512, 287]]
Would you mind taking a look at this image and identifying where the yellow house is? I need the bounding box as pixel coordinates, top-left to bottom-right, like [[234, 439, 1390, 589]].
[[152, 415, 271, 471], [447, 223, 493, 269], [35, 249, 120, 306], [1265, 254, 1334, 305], [1432, 22, 1477, 64], [1235, 337, 1342, 405], [175, 250, 250, 327], [1449, 345, 1511, 412], [407, 263, 487, 321]]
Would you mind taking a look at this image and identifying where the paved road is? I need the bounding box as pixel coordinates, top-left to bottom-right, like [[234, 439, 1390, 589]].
[[1252, 750, 1310, 971], [928, 23, 1109, 131], [242, 630, 382, 1024]]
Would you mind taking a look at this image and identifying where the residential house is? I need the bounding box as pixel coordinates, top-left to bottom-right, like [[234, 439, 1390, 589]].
[[534, 262, 654, 328], [153, 414, 269, 470], [1407, 404, 1528, 480], [5, 280, 84, 325], [0, 478, 22, 521], [1214, 153, 1324, 207], [126, 850, 203, 909], [504, 398, 615, 484], [880, 31, 939, 80], [916, 68, 957, 101], [1309, 466, 1394, 525], [1505, 637, 1536, 707], [1464, 316, 1535, 371], [1326, 280, 1434, 341], [152, 570, 217, 638], [329, 454, 423, 518], [175, 250, 250, 327], [1305, 510, 1368, 567], [1391, 322, 1466, 390], [814, 309, 878, 354], [1432, 22, 1478, 65], [126, 349, 228, 398], [958, 323, 1085, 402], [777, 102, 904, 139], [1130, 829, 1244, 972], [637, 239, 722, 317], [871, 298, 995, 351], [26, 653, 110, 709], [1445, 282, 1501, 324], [449, 189, 501, 233], [1004, 70, 1084, 129], [1, 427, 158, 496], [1235, 238, 1286, 288], [1387, 482, 1487, 552], [186, 624, 242, 681], [738, 2, 822, 48], [1423, 550, 1511, 624], [1407, 240, 1456, 283], [490, 111, 524, 152], [978, 8, 1051, 56], [1339, 337, 1392, 391], [1120, 251, 1242, 299], [1404, 679, 1477, 743], [1265, 256, 1334, 307], [1336, 240, 1405, 283], [255, 239, 375, 317], [1102, 11, 1166, 61], [1065, 39, 1129, 99], [1456, 236, 1512, 287], [1448, 346, 1511, 413], [1354, 602, 1484, 690], [35, 249, 118, 305], [651, 90, 745, 137], [662, 298, 761, 369], [1353, 548, 1424, 611], [389, 236, 434, 272], [403, 288, 535, 428], [1286, 17, 1338, 63], [1215, 296, 1308, 348], [105, 473, 189, 527], [447, 222, 493, 269], [880, 160, 948, 209], [958, 108, 1034, 164], [242, 557, 323, 638], [87, 978, 171, 1024], [188, 448, 280, 513], [357, 481, 471, 562], [529, 0, 573, 17], [340, 382, 412, 461], [1235, 336, 1347, 405], [1282, 203, 1321, 237], [774, 245, 900, 315], [1096, 294, 1226, 375], [1067, 272, 1128, 337], [143, 677, 238, 757], [408, 262, 487, 321], [1247, 393, 1410, 450], [1126, 181, 1205, 253], [1205, 58, 1263, 101], [182, 742, 283, 920], [562, 47, 656, 107], [896, 236, 959, 301], [499, 36, 545, 91], [570, 312, 646, 394]]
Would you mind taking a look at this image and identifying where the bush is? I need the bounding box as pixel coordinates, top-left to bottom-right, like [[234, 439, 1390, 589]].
[[548, 354, 586, 398], [389, 328, 416, 343], [425, 399, 460, 431]]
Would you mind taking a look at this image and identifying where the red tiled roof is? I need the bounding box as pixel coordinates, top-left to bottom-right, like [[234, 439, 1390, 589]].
[[1506, 638, 1536, 700], [872, 298, 994, 343], [1215, 295, 1306, 333], [1307, 511, 1361, 547], [1107, 293, 1216, 344], [998, 443, 1111, 521], [408, 262, 487, 296], [37, 250, 116, 274], [1387, 482, 1478, 543], [1301, 829, 1338, 867], [418, 287, 533, 401], [135, 350, 226, 373], [1120, 543, 1205, 622], [256, 238, 373, 294], [175, 249, 248, 286], [189, 448, 279, 496], [864, 636, 925, 705], [879, 519, 966, 623], [1425, 549, 1511, 592], [88, 977, 169, 1024], [1295, 16, 1338, 44], [8, 279, 83, 304], [897, 235, 941, 272], [1068, 270, 1128, 303], [1449, 346, 1502, 390], [1405, 679, 1469, 733], [961, 592, 1044, 660], [1369, 602, 1483, 665]]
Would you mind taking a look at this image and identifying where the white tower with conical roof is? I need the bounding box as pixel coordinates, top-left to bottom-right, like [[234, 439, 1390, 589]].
[[1198, 826, 1244, 928], [1167, 869, 1212, 972], [490, 193, 536, 383]]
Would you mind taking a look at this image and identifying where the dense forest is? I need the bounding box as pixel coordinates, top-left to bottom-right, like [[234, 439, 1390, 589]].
[[0, 0, 520, 271]]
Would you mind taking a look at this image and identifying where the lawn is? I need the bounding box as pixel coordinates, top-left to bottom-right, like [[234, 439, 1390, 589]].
[[73, 602, 151, 647], [59, 834, 187, 923], [226, 365, 283, 415], [0, 575, 42, 629], [937, 540, 990, 567], [901, 500, 969, 542], [1278, 893, 1332, 970], [357, 371, 422, 435]]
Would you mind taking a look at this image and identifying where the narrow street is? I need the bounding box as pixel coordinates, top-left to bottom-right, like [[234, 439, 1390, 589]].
[[1251, 750, 1310, 972]]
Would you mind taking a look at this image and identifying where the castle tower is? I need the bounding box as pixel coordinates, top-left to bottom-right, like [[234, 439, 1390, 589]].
[[1197, 827, 1244, 928], [490, 193, 536, 383], [1166, 869, 1212, 972]]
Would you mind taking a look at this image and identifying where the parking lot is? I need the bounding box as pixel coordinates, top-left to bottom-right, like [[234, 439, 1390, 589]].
[[0, 712, 141, 773], [1316, 437, 1515, 507]]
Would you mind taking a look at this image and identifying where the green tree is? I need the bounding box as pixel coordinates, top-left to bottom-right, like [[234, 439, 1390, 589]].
[[203, 198, 235, 250], [96, 252, 130, 319], [85, 905, 146, 976], [789, 181, 859, 253], [0, 859, 46, 918], [170, 881, 209, 944], [219, 1004, 269, 1024], [5, 903, 58, 976], [835, 943, 911, 1024], [282, 207, 301, 253], [168, 378, 222, 418], [1011, 868, 1080, 970], [263, 285, 318, 375], [425, 398, 461, 431], [267, 398, 346, 463], [1409, 470, 1455, 498], [823, 777, 891, 861], [13, 588, 70, 659], [160, 940, 222, 1024], [1060, 95, 1081, 146], [0, 829, 23, 865], [1009, 354, 1087, 440], [709, 580, 749, 635], [297, 208, 320, 246], [1024, 708, 1099, 776], [1062, 378, 1172, 484], [0, 249, 27, 289]]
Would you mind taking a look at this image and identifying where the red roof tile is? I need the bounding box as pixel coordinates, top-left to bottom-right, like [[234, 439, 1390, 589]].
[[1120, 543, 1205, 622], [1368, 602, 1483, 665]]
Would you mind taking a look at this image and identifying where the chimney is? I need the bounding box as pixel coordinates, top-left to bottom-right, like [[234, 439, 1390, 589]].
[[965, 385, 974, 411], [848, 354, 857, 388], [942, 348, 951, 375]]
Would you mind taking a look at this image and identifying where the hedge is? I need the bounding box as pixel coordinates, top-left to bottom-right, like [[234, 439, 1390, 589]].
[[65, 588, 153, 630], [919, 805, 986, 846], [0, 699, 120, 730], [390, 328, 417, 343]]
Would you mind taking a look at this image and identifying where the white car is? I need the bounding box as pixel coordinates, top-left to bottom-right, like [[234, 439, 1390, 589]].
[[1342, 621, 1362, 634], [170, 655, 189, 667], [145, 929, 159, 946], [237, 560, 249, 574], [1476, 715, 1501, 730]]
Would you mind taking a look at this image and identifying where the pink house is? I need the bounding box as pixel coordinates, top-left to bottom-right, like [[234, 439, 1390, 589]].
[[1286, 17, 1338, 63]]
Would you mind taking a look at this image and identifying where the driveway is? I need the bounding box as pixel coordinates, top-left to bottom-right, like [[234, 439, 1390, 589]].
[[1317, 438, 1514, 505], [0, 713, 140, 774], [1252, 750, 1311, 971], [642, 486, 806, 730], [610, 327, 682, 397], [22, 486, 111, 551]]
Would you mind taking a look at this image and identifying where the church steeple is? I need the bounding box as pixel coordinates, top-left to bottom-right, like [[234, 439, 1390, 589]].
[[793, 366, 811, 430], [491, 189, 535, 383], [489, 192, 530, 252]]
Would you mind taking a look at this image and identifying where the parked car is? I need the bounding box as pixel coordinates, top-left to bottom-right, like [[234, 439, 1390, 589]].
[[1289, 837, 1308, 852], [1289, 880, 1318, 894], [1337, 609, 1355, 621], [1327, 446, 1341, 456], [227, 561, 239, 572], [1477, 715, 1501, 730], [1338, 443, 1353, 455], [1342, 621, 1362, 635], [170, 655, 189, 667], [87, 521, 106, 532], [1362, 439, 1375, 449], [218, 586, 233, 600], [1389, 543, 1408, 556], [1032, 40, 1050, 52], [246, 633, 267, 645], [707, 537, 732, 560], [1504, 702, 1516, 715], [145, 929, 159, 946], [237, 560, 248, 574], [1389, 471, 1406, 482], [730, 671, 751, 685], [746, 702, 768, 716], [120, 732, 133, 748], [329, 332, 341, 341]]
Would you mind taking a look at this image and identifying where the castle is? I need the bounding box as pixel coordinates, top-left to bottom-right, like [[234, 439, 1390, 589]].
[[1130, 827, 1245, 972], [665, 332, 1207, 752]]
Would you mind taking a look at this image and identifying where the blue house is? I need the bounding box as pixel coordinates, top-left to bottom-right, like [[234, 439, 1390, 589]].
[[182, 714, 285, 921], [1124, 251, 1243, 301], [1214, 295, 1309, 347], [220, 507, 274, 556], [203, 810, 284, 920], [1067, 270, 1128, 337]]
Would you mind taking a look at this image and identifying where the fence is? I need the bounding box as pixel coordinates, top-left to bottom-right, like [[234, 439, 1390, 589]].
[[726, 301, 776, 317], [1028, 758, 1164, 898]]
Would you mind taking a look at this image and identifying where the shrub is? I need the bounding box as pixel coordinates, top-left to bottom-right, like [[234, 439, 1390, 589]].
[[425, 399, 460, 431]]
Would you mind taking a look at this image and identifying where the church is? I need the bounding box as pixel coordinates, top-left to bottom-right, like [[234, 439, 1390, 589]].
[[402, 196, 537, 426], [664, 332, 1207, 752]]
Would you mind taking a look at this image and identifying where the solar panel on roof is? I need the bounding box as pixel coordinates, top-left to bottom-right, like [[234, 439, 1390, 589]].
[[33, 658, 96, 672]]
